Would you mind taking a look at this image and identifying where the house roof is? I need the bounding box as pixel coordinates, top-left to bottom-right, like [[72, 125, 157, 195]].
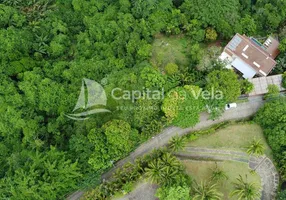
[[223, 33, 279, 77], [231, 57, 257, 79], [264, 36, 280, 58]]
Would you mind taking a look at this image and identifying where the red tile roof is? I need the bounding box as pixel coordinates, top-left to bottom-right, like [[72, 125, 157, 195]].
[[224, 33, 279, 76]]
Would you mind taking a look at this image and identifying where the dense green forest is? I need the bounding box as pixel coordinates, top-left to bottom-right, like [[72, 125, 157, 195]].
[[1, 0, 286, 199], [255, 96, 286, 199]]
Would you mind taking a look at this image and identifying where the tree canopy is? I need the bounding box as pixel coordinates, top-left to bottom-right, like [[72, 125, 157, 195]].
[[255, 97, 286, 180], [0, 0, 285, 198], [162, 85, 205, 127], [206, 70, 241, 102]]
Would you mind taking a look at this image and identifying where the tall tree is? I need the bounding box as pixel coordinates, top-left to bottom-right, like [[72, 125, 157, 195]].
[[162, 85, 205, 128], [180, 0, 240, 38], [206, 70, 241, 102], [145, 153, 184, 186], [0, 147, 82, 200]]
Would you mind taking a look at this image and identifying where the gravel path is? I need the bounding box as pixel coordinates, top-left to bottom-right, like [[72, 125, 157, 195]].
[[67, 96, 264, 200], [249, 156, 279, 200], [175, 147, 279, 200]]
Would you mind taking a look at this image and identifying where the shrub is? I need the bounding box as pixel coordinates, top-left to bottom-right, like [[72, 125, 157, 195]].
[[265, 84, 280, 99], [185, 121, 231, 142], [205, 28, 218, 41], [141, 119, 164, 139], [186, 134, 199, 141], [279, 38, 286, 53], [277, 190, 286, 200], [122, 182, 134, 194], [165, 63, 179, 75], [240, 79, 254, 94], [156, 185, 190, 200], [282, 72, 286, 88], [210, 164, 228, 182]]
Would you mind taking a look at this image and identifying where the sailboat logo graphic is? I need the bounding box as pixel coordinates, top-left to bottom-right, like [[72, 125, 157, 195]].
[[66, 78, 110, 120]]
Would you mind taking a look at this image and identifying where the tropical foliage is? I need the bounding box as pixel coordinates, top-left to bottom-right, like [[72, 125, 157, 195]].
[[145, 152, 185, 186], [246, 139, 265, 156], [265, 84, 280, 99], [0, 147, 82, 199], [206, 69, 241, 102], [168, 134, 187, 152], [210, 164, 228, 182], [277, 190, 286, 200], [255, 97, 286, 181], [165, 63, 179, 75], [282, 72, 286, 88], [162, 85, 205, 127], [230, 175, 261, 200], [192, 181, 223, 200], [84, 149, 190, 199], [156, 185, 191, 200], [240, 79, 254, 94], [0, 0, 285, 198]]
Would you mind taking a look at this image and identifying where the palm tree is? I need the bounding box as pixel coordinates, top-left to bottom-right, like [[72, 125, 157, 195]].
[[192, 181, 222, 200], [134, 158, 145, 174], [246, 139, 265, 156], [210, 163, 228, 183], [145, 160, 162, 184], [160, 152, 182, 169], [159, 164, 179, 186], [168, 134, 187, 152], [231, 175, 261, 200], [145, 152, 183, 185], [90, 182, 112, 199]]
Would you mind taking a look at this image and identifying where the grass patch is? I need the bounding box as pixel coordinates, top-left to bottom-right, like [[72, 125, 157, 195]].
[[150, 34, 191, 70], [235, 98, 249, 103], [186, 123, 273, 158], [182, 160, 261, 200]]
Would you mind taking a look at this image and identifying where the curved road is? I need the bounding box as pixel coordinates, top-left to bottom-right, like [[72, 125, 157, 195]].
[[175, 147, 279, 200], [115, 147, 279, 200], [67, 96, 265, 200]]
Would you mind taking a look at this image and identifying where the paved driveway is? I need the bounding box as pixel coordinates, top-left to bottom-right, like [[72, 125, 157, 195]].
[[114, 182, 158, 200]]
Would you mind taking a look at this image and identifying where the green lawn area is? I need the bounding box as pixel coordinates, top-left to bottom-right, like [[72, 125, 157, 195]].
[[187, 123, 273, 158], [182, 160, 261, 200], [150, 34, 191, 70]]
